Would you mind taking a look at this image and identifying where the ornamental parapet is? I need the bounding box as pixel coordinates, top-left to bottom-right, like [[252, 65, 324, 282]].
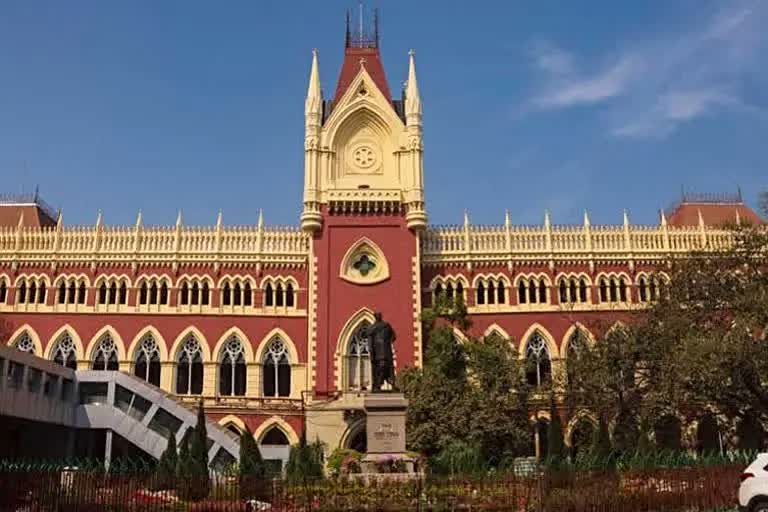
[[0, 222, 310, 267], [422, 217, 737, 266]]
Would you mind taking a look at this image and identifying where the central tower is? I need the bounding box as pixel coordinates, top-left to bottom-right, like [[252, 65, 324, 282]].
[[300, 10, 426, 232], [303, 11, 425, 401]]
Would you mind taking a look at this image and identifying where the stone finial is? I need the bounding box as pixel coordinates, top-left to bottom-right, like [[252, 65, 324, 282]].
[[95, 209, 103, 228], [176, 210, 183, 227], [623, 209, 630, 227], [405, 49, 422, 119], [257, 209, 264, 229], [504, 209, 511, 228], [135, 210, 143, 228], [735, 208, 741, 226], [216, 210, 223, 228], [544, 209, 551, 228], [697, 208, 705, 228], [463, 210, 470, 227], [583, 210, 591, 227], [305, 48, 322, 115], [56, 210, 63, 229], [660, 209, 667, 227]]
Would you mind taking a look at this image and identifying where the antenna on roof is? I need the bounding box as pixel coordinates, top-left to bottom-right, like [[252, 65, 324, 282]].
[[345, 9, 351, 47], [359, 2, 364, 47], [373, 8, 379, 47]]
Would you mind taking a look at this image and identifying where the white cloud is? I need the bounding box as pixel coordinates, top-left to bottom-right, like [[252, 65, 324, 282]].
[[534, 57, 639, 108], [526, 1, 768, 138]]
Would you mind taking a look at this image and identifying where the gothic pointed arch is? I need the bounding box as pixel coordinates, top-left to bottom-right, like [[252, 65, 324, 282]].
[[127, 326, 169, 362], [212, 327, 255, 362], [217, 415, 248, 435], [482, 324, 511, 341], [169, 326, 212, 362], [253, 416, 300, 446], [518, 323, 559, 359], [340, 418, 367, 452], [335, 308, 376, 391], [86, 325, 127, 362], [561, 323, 596, 359], [256, 328, 299, 364], [339, 237, 390, 285], [45, 324, 85, 363], [565, 410, 599, 447], [7, 325, 43, 355], [452, 327, 469, 345]]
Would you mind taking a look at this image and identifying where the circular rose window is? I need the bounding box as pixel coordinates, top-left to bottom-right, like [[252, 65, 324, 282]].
[[352, 145, 377, 169]]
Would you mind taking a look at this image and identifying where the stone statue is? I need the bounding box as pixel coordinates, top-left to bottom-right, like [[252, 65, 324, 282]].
[[366, 311, 396, 392]]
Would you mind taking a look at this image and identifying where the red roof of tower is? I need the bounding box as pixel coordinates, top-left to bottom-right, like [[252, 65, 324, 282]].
[[666, 192, 764, 227], [0, 193, 57, 227], [334, 46, 392, 103]]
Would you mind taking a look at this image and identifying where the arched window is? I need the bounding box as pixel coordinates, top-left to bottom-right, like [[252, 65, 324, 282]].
[[0, 279, 7, 303], [201, 282, 210, 305], [243, 282, 252, 306], [599, 278, 608, 302], [222, 282, 231, 306], [569, 419, 595, 460], [119, 282, 128, 304], [347, 322, 371, 391], [225, 424, 242, 438], [18, 281, 27, 303], [579, 279, 588, 303], [191, 282, 200, 305], [518, 281, 527, 304], [538, 281, 547, 303], [58, 282, 67, 304], [456, 282, 464, 301], [134, 335, 161, 387], [261, 426, 290, 445], [68, 282, 76, 304], [233, 282, 242, 306], [275, 284, 284, 307], [497, 282, 505, 304], [139, 282, 148, 304], [219, 335, 247, 397], [92, 334, 119, 371], [109, 282, 117, 305], [567, 330, 586, 359], [286, 283, 295, 308], [619, 279, 627, 302], [14, 332, 36, 354], [180, 282, 189, 305], [434, 282, 443, 301], [476, 282, 485, 305], [265, 283, 274, 307], [263, 337, 290, 397], [445, 283, 454, 300], [176, 335, 204, 395], [638, 277, 648, 302], [52, 333, 78, 370], [98, 283, 108, 304], [525, 332, 551, 388], [160, 282, 169, 305], [77, 282, 86, 304], [559, 281, 567, 303], [487, 281, 496, 305]]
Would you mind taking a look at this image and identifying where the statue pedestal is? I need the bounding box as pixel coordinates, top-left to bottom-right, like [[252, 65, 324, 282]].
[[361, 393, 415, 474]]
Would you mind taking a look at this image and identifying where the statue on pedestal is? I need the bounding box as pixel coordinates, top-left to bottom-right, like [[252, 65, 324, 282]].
[[366, 311, 396, 392]]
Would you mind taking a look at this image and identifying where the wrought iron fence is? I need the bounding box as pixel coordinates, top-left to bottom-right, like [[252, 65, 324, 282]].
[[0, 461, 744, 511]]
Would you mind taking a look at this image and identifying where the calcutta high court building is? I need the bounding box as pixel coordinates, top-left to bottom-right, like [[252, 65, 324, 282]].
[[0, 17, 764, 464]]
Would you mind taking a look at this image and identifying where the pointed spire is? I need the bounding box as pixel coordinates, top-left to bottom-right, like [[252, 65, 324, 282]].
[[697, 208, 705, 228], [583, 210, 591, 227], [305, 48, 322, 114], [623, 209, 630, 227], [463, 209, 470, 227], [56, 209, 63, 229], [345, 9, 351, 47], [405, 49, 422, 119], [544, 209, 551, 228], [176, 210, 183, 227], [216, 210, 223, 228], [504, 209, 511, 228], [257, 209, 264, 229], [95, 209, 103, 228], [735, 208, 742, 226], [17, 211, 25, 229], [135, 210, 143, 228], [660, 209, 667, 226]]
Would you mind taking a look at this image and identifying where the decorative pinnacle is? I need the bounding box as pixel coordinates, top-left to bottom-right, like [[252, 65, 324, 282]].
[[583, 210, 591, 227], [176, 210, 183, 227], [735, 208, 742, 226], [405, 49, 422, 118], [659, 209, 667, 226], [136, 210, 143, 227], [216, 210, 223, 227], [257, 209, 264, 228], [56, 209, 63, 227], [544, 209, 551, 228], [96, 209, 103, 227], [623, 209, 630, 227], [697, 208, 705, 227], [359, 56, 367, 67], [504, 209, 511, 227]]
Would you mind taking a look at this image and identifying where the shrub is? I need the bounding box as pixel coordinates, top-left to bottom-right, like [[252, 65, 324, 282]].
[[431, 441, 486, 476], [285, 437, 324, 483], [177, 401, 211, 501], [326, 448, 362, 478], [152, 434, 177, 491], [239, 426, 267, 501]]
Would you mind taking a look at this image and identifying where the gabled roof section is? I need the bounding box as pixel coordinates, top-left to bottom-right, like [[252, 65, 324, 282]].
[[334, 47, 392, 105], [665, 192, 764, 227], [0, 193, 57, 227]]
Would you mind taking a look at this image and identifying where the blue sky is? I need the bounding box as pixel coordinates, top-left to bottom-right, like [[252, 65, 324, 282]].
[[1, 1, 766, 227]]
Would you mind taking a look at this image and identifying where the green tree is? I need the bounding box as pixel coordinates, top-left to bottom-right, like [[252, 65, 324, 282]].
[[153, 434, 177, 490], [239, 426, 266, 500], [590, 418, 612, 461], [285, 437, 324, 483], [177, 401, 211, 501], [402, 295, 531, 467], [546, 398, 565, 466]]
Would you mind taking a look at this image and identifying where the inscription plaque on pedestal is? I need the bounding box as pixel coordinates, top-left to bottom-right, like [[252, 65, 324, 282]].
[[363, 393, 408, 454]]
